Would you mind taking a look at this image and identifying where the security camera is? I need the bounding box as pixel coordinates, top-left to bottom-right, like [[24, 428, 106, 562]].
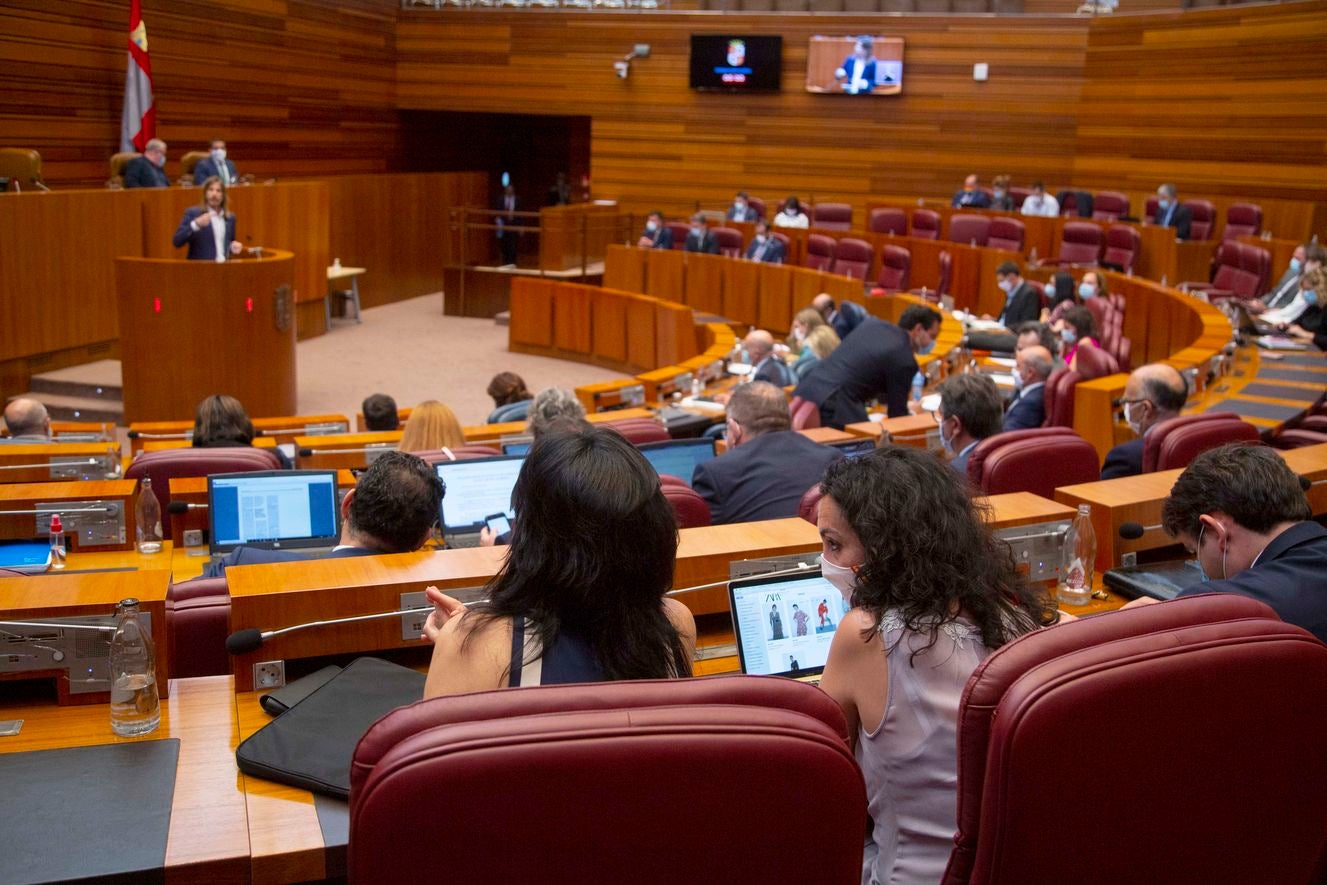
[[613, 60, 629, 79]]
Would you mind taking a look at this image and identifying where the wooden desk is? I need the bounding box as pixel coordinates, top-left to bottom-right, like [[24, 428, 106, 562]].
[[461, 407, 655, 443], [846, 413, 939, 448], [0, 442, 122, 484], [130, 414, 351, 455], [293, 430, 402, 470], [0, 479, 138, 551]]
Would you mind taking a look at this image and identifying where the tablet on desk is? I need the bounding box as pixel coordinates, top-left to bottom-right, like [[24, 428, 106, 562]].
[[0, 540, 52, 573]]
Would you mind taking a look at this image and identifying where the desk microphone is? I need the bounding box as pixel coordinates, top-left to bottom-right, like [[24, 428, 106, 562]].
[[126, 430, 191, 441], [1118, 522, 1162, 540], [665, 562, 820, 597], [296, 445, 396, 458], [167, 501, 207, 514], [226, 605, 452, 655]]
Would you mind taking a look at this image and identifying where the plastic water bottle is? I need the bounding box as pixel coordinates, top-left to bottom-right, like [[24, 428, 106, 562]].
[[109, 598, 160, 737], [135, 477, 163, 554], [1058, 504, 1096, 606], [48, 513, 66, 569]]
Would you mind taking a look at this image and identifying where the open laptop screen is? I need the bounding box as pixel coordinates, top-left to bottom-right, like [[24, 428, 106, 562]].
[[435, 456, 525, 534], [728, 569, 845, 678], [636, 438, 717, 487], [208, 470, 339, 553]]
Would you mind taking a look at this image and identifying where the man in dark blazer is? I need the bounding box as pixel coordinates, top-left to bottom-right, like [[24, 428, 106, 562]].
[[636, 210, 673, 249], [1100, 363, 1187, 480], [200, 451, 444, 578], [794, 305, 941, 429], [123, 138, 171, 188], [745, 220, 785, 264], [172, 177, 240, 261], [725, 191, 759, 223], [744, 330, 792, 387], [1003, 345, 1053, 431], [812, 293, 868, 341], [995, 262, 1042, 328], [833, 37, 878, 95], [683, 213, 720, 254], [192, 138, 239, 186], [1153, 183, 1192, 241], [692, 382, 842, 525], [951, 174, 992, 209]]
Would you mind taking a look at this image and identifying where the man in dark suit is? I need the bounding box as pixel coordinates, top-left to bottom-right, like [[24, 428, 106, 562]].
[[995, 261, 1041, 328], [794, 305, 941, 429], [725, 191, 759, 223], [1130, 444, 1327, 644], [951, 174, 992, 209], [684, 213, 720, 254], [192, 138, 239, 186], [833, 37, 878, 95], [1003, 345, 1053, 431], [743, 330, 792, 387], [496, 184, 519, 266], [692, 382, 842, 525], [812, 293, 868, 341], [745, 220, 785, 264], [936, 373, 1004, 476], [200, 450, 444, 578], [636, 210, 673, 249], [123, 138, 171, 188], [1153, 183, 1192, 241], [172, 178, 240, 261], [1100, 363, 1187, 480]]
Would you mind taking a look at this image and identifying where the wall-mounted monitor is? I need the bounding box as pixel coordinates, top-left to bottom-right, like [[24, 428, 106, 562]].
[[806, 35, 904, 96], [690, 35, 782, 92]]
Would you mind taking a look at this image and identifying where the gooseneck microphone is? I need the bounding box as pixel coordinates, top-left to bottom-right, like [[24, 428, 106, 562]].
[[226, 605, 448, 655], [1118, 521, 1162, 540], [166, 501, 207, 514]]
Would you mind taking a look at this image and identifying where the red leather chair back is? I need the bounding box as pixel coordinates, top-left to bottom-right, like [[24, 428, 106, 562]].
[[789, 396, 821, 431], [867, 207, 907, 236], [1055, 222, 1104, 266], [1141, 413, 1261, 473], [1223, 201, 1262, 241], [1208, 242, 1267, 300], [746, 196, 768, 220], [943, 594, 1327, 885], [1184, 199, 1216, 240], [797, 483, 823, 524], [1113, 336, 1133, 373], [803, 234, 837, 272], [811, 202, 852, 230], [662, 482, 712, 528], [1102, 224, 1140, 273], [1071, 343, 1119, 381], [1083, 295, 1113, 333], [1091, 190, 1129, 221], [167, 577, 230, 679], [1040, 368, 1079, 428], [1144, 195, 1159, 223], [987, 216, 1025, 252], [665, 221, 689, 250], [1058, 191, 1078, 216], [964, 428, 1092, 497], [936, 250, 953, 298], [605, 418, 670, 445], [831, 237, 873, 281], [948, 213, 991, 247], [874, 245, 911, 292], [1008, 186, 1032, 209], [412, 445, 503, 465], [771, 231, 791, 256], [910, 208, 941, 240], [1271, 428, 1327, 449], [125, 448, 282, 541], [1240, 241, 1271, 296], [712, 226, 743, 258], [350, 677, 867, 884]]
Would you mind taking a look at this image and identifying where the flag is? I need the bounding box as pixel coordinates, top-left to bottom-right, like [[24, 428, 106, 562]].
[[119, 0, 155, 153]]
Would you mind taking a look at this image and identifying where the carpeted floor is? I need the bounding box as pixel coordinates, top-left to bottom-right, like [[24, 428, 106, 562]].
[[298, 294, 630, 426]]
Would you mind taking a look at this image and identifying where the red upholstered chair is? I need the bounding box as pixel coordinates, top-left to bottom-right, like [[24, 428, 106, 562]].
[[125, 448, 282, 541], [1270, 429, 1327, 449], [1183, 241, 1269, 302], [604, 418, 670, 445], [1057, 191, 1079, 217], [867, 207, 907, 236], [1071, 342, 1120, 381], [798, 483, 823, 524], [662, 482, 712, 528], [1184, 199, 1216, 240], [1040, 368, 1080, 428], [987, 217, 1024, 252], [746, 196, 768, 220], [964, 428, 1099, 498], [948, 214, 990, 247], [1008, 186, 1032, 210], [665, 221, 689, 250], [1100, 224, 1138, 274], [770, 231, 791, 258], [1083, 295, 1113, 335], [712, 226, 743, 258], [1112, 336, 1133, 373], [871, 245, 911, 294], [942, 594, 1327, 885], [1141, 413, 1261, 473], [1091, 191, 1129, 221], [831, 237, 873, 281], [789, 396, 821, 431], [167, 577, 230, 679], [803, 234, 837, 272], [349, 677, 867, 884], [1299, 414, 1327, 433], [910, 209, 941, 240], [1046, 222, 1103, 267], [411, 445, 503, 465], [811, 202, 852, 230], [1222, 202, 1262, 241], [1144, 195, 1159, 224]]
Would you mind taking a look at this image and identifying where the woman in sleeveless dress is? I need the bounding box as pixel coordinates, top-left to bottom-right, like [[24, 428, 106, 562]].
[[422, 426, 695, 696], [816, 447, 1055, 884]]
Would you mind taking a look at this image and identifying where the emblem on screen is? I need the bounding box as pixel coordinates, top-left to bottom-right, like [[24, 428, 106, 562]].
[[273, 284, 292, 332]]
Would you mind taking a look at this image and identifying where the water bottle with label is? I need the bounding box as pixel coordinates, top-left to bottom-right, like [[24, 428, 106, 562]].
[[109, 598, 160, 737], [1057, 504, 1096, 606], [135, 476, 163, 554]]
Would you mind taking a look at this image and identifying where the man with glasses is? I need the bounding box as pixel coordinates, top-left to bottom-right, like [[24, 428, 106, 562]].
[[1100, 363, 1188, 480], [933, 373, 1004, 475]]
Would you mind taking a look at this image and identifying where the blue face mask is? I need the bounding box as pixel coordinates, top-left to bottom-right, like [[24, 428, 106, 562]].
[[1304, 290, 1319, 305], [919, 339, 935, 356], [1157, 198, 1170, 211], [1061, 328, 1077, 344], [1078, 282, 1096, 300], [1289, 257, 1302, 273]]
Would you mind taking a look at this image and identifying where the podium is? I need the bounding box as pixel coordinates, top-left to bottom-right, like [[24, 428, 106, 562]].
[[115, 251, 297, 422]]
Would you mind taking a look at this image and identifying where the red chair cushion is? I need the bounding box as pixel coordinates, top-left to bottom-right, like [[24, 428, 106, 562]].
[[971, 429, 1100, 498], [662, 483, 712, 528], [167, 577, 230, 679], [1141, 413, 1262, 473], [125, 447, 282, 541]]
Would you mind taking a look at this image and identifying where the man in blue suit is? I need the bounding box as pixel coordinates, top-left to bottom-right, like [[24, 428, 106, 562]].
[[1003, 345, 1053, 431], [744, 330, 793, 388], [812, 293, 868, 341], [201, 451, 444, 578], [1153, 183, 1192, 241], [192, 138, 240, 186], [123, 138, 171, 188], [935, 373, 1004, 477], [636, 210, 673, 249], [745, 220, 785, 264], [684, 213, 720, 254], [1100, 363, 1188, 480], [172, 177, 241, 261], [692, 382, 842, 525]]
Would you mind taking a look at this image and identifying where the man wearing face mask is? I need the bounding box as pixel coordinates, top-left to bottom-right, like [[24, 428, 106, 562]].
[[1136, 444, 1326, 644], [742, 330, 793, 387], [989, 175, 1014, 212], [1002, 345, 1053, 431], [726, 191, 759, 223], [794, 305, 941, 429], [637, 210, 673, 249], [684, 213, 720, 254], [1152, 183, 1192, 241], [193, 138, 239, 186], [691, 381, 841, 525], [745, 220, 785, 264], [1261, 264, 1324, 329], [933, 373, 1004, 475], [1100, 363, 1188, 480], [951, 174, 991, 209], [123, 138, 171, 188]]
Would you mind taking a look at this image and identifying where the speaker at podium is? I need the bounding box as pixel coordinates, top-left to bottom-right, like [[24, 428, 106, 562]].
[[115, 250, 298, 423]]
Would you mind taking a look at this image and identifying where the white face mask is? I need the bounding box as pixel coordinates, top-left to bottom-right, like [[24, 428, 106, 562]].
[[755, 234, 767, 244], [819, 553, 859, 603], [1013, 368, 1025, 390], [1124, 400, 1146, 435], [939, 416, 955, 454], [793, 325, 806, 341], [998, 279, 1014, 294], [646, 220, 658, 232], [211, 148, 226, 163]]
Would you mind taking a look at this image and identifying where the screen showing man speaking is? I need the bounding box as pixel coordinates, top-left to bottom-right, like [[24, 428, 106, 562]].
[[805, 35, 904, 95]]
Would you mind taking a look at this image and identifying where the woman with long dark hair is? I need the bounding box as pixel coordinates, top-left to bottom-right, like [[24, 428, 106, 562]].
[[815, 446, 1054, 884], [422, 427, 695, 695], [192, 393, 292, 468]]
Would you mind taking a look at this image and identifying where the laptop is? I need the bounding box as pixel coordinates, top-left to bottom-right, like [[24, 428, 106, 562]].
[[208, 470, 340, 562], [636, 438, 717, 487], [501, 440, 532, 456], [1103, 559, 1205, 602], [434, 455, 525, 548], [829, 437, 876, 458], [728, 569, 845, 684]]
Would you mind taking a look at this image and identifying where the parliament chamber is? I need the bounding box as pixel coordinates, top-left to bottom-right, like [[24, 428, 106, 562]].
[[2, 0, 1327, 882]]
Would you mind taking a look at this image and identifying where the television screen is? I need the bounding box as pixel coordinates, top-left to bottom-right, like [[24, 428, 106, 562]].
[[690, 35, 782, 92], [806, 35, 904, 95]]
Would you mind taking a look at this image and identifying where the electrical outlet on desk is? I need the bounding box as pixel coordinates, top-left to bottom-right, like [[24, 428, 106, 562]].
[[253, 660, 285, 689]]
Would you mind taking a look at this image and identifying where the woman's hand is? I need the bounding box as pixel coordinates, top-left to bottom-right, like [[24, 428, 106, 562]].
[[421, 585, 467, 643]]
